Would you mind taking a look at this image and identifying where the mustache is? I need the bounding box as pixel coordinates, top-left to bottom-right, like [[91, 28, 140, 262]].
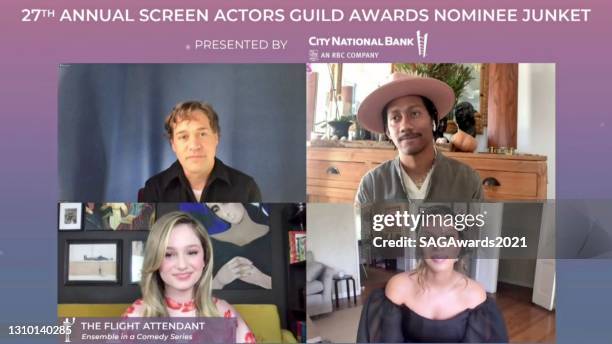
[[398, 132, 422, 141]]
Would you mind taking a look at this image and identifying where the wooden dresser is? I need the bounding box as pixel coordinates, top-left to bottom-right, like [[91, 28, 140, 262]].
[[307, 146, 547, 202]]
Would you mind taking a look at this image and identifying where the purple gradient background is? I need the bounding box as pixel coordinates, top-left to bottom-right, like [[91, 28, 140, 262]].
[[0, 0, 611, 343]]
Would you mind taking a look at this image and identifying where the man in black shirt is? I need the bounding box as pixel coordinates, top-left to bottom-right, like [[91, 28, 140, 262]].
[[140, 101, 261, 202]]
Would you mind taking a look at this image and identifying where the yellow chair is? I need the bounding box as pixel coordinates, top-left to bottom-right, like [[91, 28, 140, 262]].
[[58, 303, 297, 343], [58, 303, 129, 317], [234, 304, 297, 343]]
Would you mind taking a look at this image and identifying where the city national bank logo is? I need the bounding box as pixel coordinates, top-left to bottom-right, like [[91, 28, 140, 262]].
[[307, 30, 430, 60], [62, 317, 75, 343]]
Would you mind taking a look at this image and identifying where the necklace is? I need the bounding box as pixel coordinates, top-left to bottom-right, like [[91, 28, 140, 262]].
[[412, 172, 430, 188], [423, 270, 463, 293], [407, 162, 434, 189], [164, 296, 196, 312], [408, 146, 437, 189]]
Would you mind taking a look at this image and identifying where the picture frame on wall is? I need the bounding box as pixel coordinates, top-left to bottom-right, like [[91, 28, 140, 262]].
[[130, 240, 145, 284], [59, 203, 82, 230], [65, 240, 121, 285], [156, 203, 274, 290], [84, 203, 155, 231]]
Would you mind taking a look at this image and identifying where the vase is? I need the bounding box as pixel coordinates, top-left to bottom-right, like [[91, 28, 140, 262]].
[[327, 120, 352, 138]]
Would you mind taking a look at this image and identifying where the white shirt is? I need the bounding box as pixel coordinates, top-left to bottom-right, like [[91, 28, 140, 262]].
[[192, 188, 203, 201], [400, 165, 433, 199]]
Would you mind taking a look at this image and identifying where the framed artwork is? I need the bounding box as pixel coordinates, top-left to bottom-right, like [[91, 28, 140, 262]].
[[157, 203, 273, 290], [59, 203, 82, 230], [65, 240, 121, 285], [84, 203, 155, 230], [130, 240, 145, 284]]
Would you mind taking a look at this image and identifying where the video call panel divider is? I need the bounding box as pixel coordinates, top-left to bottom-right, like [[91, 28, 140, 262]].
[[58, 203, 294, 328]]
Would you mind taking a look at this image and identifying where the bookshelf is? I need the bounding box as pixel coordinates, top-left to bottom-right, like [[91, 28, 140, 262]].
[[286, 203, 306, 342]]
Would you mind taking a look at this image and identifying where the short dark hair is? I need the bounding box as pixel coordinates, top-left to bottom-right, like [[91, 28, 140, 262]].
[[382, 96, 438, 133], [164, 101, 220, 140]]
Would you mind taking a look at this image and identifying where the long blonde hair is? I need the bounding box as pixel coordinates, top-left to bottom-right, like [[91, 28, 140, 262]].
[[140, 211, 219, 317]]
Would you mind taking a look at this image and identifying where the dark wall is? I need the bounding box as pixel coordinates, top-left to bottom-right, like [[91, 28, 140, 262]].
[[58, 64, 306, 202], [213, 204, 290, 327]]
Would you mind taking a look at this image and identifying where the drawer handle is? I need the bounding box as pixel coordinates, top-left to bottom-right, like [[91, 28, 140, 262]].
[[482, 177, 501, 187], [326, 166, 340, 175]]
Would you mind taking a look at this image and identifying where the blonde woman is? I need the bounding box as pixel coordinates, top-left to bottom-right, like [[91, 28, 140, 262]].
[[124, 211, 256, 343], [358, 207, 507, 343]]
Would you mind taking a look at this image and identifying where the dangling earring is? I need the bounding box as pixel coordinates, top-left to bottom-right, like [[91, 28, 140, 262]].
[[432, 121, 437, 131]]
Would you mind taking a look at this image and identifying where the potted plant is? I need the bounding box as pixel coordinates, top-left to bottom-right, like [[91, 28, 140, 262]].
[[325, 90, 353, 138], [327, 115, 354, 138]]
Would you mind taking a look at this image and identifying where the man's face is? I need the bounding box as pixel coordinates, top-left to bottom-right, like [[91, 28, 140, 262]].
[[385, 95, 434, 156], [170, 111, 219, 176]]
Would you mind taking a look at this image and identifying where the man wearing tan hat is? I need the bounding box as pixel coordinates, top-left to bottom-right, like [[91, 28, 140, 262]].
[[355, 73, 483, 203]]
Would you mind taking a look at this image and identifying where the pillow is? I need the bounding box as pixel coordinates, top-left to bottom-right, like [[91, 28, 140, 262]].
[[306, 262, 324, 282], [306, 280, 324, 295], [234, 304, 282, 343]]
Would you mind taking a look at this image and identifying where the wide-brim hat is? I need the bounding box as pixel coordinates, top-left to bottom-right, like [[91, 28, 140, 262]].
[[357, 72, 456, 134]]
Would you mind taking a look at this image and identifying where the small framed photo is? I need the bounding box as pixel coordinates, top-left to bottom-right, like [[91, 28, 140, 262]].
[[130, 240, 145, 284], [65, 240, 121, 285], [59, 203, 82, 230]]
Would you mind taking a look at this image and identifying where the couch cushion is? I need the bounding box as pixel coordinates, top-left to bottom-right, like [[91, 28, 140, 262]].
[[306, 280, 324, 295], [307, 262, 324, 282], [234, 304, 282, 343], [58, 304, 130, 317]]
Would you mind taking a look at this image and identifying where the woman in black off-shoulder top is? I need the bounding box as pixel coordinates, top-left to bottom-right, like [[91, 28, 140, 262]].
[[357, 206, 508, 343]]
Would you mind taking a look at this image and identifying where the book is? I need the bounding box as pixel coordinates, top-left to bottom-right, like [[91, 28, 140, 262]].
[[289, 230, 307, 263]]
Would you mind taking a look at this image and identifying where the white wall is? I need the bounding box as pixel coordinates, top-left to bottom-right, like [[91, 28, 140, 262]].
[[498, 259, 536, 288], [308, 204, 361, 298], [518, 64, 556, 199]]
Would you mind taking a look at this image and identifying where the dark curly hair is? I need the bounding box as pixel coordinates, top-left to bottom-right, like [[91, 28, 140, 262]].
[[381, 96, 438, 134]]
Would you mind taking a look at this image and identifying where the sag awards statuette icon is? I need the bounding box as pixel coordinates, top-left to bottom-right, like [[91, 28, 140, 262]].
[[62, 317, 76, 343], [417, 30, 428, 58]]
